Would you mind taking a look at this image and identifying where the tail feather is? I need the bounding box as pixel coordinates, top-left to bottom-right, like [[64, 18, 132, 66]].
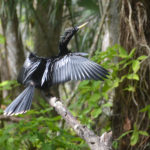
[[4, 85, 35, 116]]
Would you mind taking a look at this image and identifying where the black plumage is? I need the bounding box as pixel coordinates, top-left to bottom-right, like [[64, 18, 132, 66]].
[[4, 23, 109, 116]]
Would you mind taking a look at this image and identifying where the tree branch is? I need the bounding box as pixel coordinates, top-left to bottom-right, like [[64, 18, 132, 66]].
[[47, 97, 112, 150], [0, 115, 23, 123]]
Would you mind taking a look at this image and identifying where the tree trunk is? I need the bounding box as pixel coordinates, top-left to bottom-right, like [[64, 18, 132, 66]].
[[102, 0, 119, 51], [1, 5, 25, 79], [112, 0, 150, 149], [0, 1, 25, 99], [34, 0, 64, 97], [34, 0, 64, 57]]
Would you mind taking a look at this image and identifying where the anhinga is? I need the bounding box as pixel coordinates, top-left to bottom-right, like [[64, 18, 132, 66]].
[[4, 22, 109, 116]]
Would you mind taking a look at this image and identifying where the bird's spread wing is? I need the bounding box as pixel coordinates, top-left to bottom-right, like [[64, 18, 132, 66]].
[[52, 53, 109, 84], [17, 53, 41, 84]]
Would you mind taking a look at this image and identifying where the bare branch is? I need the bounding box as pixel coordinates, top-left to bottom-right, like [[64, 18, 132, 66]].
[[0, 115, 23, 123], [48, 97, 112, 150]]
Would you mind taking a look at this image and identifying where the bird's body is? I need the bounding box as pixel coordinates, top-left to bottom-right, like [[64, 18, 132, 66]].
[[4, 23, 109, 116], [17, 53, 53, 89]]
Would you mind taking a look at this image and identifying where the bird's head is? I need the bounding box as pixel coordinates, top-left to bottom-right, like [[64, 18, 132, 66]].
[[59, 22, 88, 55]]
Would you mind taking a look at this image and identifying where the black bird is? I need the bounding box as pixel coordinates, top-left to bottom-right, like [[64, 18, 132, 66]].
[[4, 22, 109, 116]]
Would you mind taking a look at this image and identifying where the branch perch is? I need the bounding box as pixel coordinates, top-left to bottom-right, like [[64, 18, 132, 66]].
[[48, 97, 112, 150], [0, 115, 23, 123]]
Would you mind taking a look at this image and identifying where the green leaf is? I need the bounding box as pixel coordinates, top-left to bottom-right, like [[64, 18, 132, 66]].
[[137, 55, 148, 61], [130, 131, 139, 146], [113, 79, 119, 88], [140, 105, 150, 118], [119, 47, 128, 58], [92, 81, 101, 89], [129, 48, 136, 57], [79, 80, 89, 88], [132, 60, 140, 73], [124, 85, 135, 92], [112, 141, 118, 149], [0, 80, 19, 90], [140, 105, 150, 112], [127, 74, 139, 80], [122, 61, 132, 69], [79, 86, 91, 94], [139, 131, 149, 136], [117, 130, 133, 140], [102, 102, 112, 108], [91, 93, 101, 101], [91, 108, 102, 118]]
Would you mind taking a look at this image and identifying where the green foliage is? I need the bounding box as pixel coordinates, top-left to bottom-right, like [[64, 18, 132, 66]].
[[72, 45, 147, 127], [140, 105, 150, 118], [0, 44, 147, 149], [69, 45, 147, 148], [0, 80, 19, 91], [112, 124, 149, 149], [0, 108, 87, 150], [132, 60, 140, 73]]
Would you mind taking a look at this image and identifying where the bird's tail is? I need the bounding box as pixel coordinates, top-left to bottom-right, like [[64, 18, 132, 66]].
[[4, 84, 35, 116]]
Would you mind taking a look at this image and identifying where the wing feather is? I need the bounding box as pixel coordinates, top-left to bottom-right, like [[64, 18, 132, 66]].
[[77, 64, 85, 80], [52, 54, 109, 84], [17, 54, 41, 84], [87, 63, 103, 79], [71, 61, 78, 80], [83, 63, 99, 80]]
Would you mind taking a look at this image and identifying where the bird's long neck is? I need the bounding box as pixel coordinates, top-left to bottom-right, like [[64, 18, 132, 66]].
[[58, 27, 78, 56]]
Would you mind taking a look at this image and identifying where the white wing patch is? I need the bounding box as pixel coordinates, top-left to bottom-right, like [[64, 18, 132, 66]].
[[41, 60, 51, 86]]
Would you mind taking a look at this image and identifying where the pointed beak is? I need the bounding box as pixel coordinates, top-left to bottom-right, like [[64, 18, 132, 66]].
[[77, 22, 88, 29]]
